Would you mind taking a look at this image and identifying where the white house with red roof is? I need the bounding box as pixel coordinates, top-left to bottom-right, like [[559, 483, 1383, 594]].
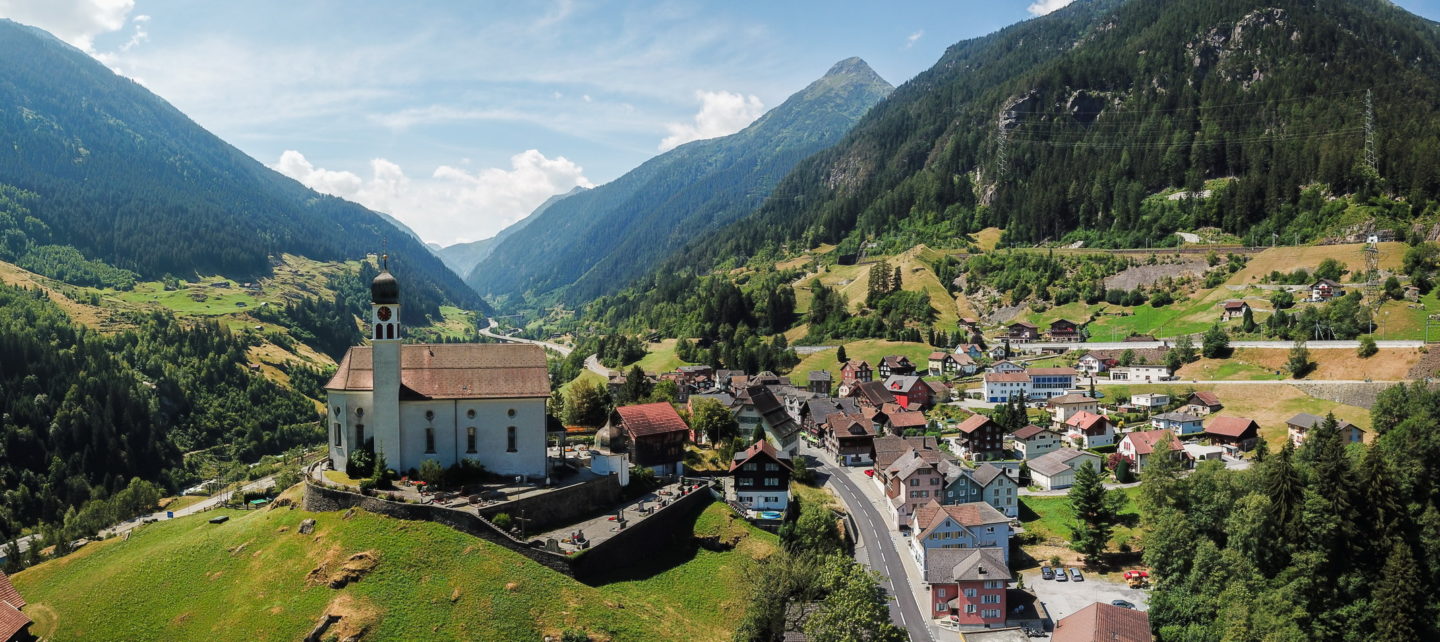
[[1118, 429, 1188, 471], [729, 441, 793, 511], [1064, 411, 1115, 448], [1011, 424, 1063, 460], [922, 547, 1011, 627]]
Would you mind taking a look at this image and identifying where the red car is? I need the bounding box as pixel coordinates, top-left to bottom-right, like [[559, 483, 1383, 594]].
[[863, 469, 875, 477], [1123, 570, 1150, 580]]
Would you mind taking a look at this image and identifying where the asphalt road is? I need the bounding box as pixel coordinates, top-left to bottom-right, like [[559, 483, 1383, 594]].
[[1017, 339, 1422, 350], [810, 449, 932, 642], [479, 319, 613, 378], [3, 475, 277, 559]]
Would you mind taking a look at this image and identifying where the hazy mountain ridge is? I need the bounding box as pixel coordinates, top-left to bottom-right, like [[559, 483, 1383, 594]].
[[468, 57, 893, 305], [438, 186, 588, 278]]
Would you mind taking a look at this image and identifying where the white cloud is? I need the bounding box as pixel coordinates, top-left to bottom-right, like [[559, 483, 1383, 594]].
[[0, 0, 134, 52], [905, 30, 923, 48], [273, 149, 594, 246], [658, 90, 764, 152], [1027, 0, 1074, 16]]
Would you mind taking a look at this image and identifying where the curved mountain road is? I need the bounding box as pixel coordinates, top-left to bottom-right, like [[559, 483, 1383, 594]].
[[479, 319, 613, 378]]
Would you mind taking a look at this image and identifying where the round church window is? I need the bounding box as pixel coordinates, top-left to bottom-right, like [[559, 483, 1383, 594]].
[[355, 407, 364, 418], [425, 410, 435, 421], [508, 408, 516, 417], [467, 409, 476, 419]]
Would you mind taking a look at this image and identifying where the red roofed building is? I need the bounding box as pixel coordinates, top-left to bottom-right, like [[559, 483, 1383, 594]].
[[886, 408, 930, 437], [954, 414, 1005, 459], [884, 374, 933, 410], [613, 403, 690, 476], [729, 441, 793, 511], [1204, 416, 1260, 451], [1053, 602, 1152, 642], [1064, 411, 1116, 448], [1118, 429, 1189, 472], [0, 571, 29, 642]]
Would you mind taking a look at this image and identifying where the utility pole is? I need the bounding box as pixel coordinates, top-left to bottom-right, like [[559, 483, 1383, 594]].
[[1364, 89, 1378, 174]]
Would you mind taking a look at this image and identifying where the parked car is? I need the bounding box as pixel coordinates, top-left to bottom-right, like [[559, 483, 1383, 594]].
[[1069, 568, 1084, 581], [1055, 568, 1068, 582], [863, 469, 875, 477], [1111, 600, 1136, 610], [1040, 566, 1054, 580]]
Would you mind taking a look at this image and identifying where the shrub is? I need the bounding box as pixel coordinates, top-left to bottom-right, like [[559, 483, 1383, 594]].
[[492, 513, 513, 530]]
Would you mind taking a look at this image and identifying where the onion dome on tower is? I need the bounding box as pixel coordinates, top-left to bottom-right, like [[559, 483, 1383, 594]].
[[371, 255, 399, 304]]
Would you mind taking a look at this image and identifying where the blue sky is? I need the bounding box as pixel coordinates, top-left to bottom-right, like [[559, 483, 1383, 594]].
[[3, 0, 1439, 246]]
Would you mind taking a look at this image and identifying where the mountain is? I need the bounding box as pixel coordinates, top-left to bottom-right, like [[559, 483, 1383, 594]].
[[467, 57, 893, 305], [0, 20, 485, 320], [665, 0, 1440, 270], [436, 186, 587, 278]]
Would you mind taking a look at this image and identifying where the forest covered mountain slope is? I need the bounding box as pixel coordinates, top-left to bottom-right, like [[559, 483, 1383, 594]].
[[658, 0, 1440, 274], [467, 57, 893, 305], [438, 186, 587, 279], [0, 20, 484, 321]]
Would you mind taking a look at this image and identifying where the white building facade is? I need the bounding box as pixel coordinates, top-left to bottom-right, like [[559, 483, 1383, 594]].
[[325, 265, 552, 479]]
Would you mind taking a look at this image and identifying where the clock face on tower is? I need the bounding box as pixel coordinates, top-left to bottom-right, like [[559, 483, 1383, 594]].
[[377, 306, 392, 322]]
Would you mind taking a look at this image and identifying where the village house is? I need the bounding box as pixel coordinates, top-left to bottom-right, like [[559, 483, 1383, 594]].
[[954, 414, 1006, 459], [885, 374, 933, 410], [982, 372, 1030, 403], [885, 448, 957, 528], [943, 463, 1019, 518], [909, 500, 1012, 565], [609, 402, 690, 476], [878, 355, 917, 378], [1028, 449, 1103, 490], [1129, 393, 1170, 411], [606, 371, 629, 397], [1052, 602, 1151, 642], [840, 359, 874, 386], [729, 441, 793, 511], [1047, 318, 1083, 342], [929, 351, 961, 377], [923, 547, 1011, 627], [807, 370, 833, 396], [1109, 365, 1171, 382], [1076, 352, 1110, 375], [885, 407, 930, 436], [1048, 393, 1099, 426], [1151, 411, 1205, 437], [1011, 424, 1062, 460], [1182, 391, 1223, 415], [0, 570, 30, 642], [952, 352, 980, 375], [871, 435, 942, 484], [735, 385, 801, 454], [955, 343, 984, 360], [325, 267, 552, 479], [824, 412, 877, 466], [1064, 411, 1116, 448], [927, 379, 955, 404], [1310, 278, 1344, 301], [803, 397, 861, 441], [987, 344, 1010, 360], [714, 369, 745, 392], [1118, 429, 1188, 472], [848, 380, 899, 410], [1219, 300, 1251, 321], [1027, 368, 1078, 399], [1204, 416, 1260, 452], [1287, 413, 1365, 447], [1005, 321, 1040, 343], [990, 360, 1025, 374]]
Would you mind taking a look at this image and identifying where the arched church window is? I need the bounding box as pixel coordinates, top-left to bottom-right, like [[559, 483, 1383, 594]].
[[355, 424, 365, 446], [467, 427, 477, 453], [507, 426, 517, 452], [425, 427, 436, 454], [386, 324, 395, 339], [375, 324, 382, 339]]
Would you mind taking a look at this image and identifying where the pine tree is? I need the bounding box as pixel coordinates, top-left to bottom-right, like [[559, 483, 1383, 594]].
[[1202, 324, 1230, 358], [1175, 334, 1197, 363], [1068, 461, 1122, 565], [1260, 441, 1304, 558], [1372, 542, 1421, 642], [1242, 306, 1257, 333], [836, 344, 848, 363], [1286, 338, 1312, 378]]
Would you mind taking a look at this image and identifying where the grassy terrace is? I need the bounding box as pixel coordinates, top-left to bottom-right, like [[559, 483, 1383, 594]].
[[13, 491, 773, 641], [1019, 486, 1143, 551], [1099, 382, 1372, 449], [786, 338, 937, 386]]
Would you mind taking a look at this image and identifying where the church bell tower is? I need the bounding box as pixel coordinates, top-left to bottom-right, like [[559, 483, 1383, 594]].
[[370, 255, 403, 466]]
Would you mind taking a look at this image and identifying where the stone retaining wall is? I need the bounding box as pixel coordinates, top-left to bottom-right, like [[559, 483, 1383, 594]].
[[304, 472, 718, 583], [474, 475, 623, 533], [1293, 382, 1397, 410]]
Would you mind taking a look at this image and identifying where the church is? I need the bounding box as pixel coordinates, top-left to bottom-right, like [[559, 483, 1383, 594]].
[[325, 261, 552, 479]]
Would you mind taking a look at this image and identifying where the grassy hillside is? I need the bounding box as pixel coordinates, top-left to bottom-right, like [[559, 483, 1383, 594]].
[[13, 494, 774, 641], [787, 339, 936, 385], [1177, 347, 1423, 381], [1098, 382, 1371, 449]]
